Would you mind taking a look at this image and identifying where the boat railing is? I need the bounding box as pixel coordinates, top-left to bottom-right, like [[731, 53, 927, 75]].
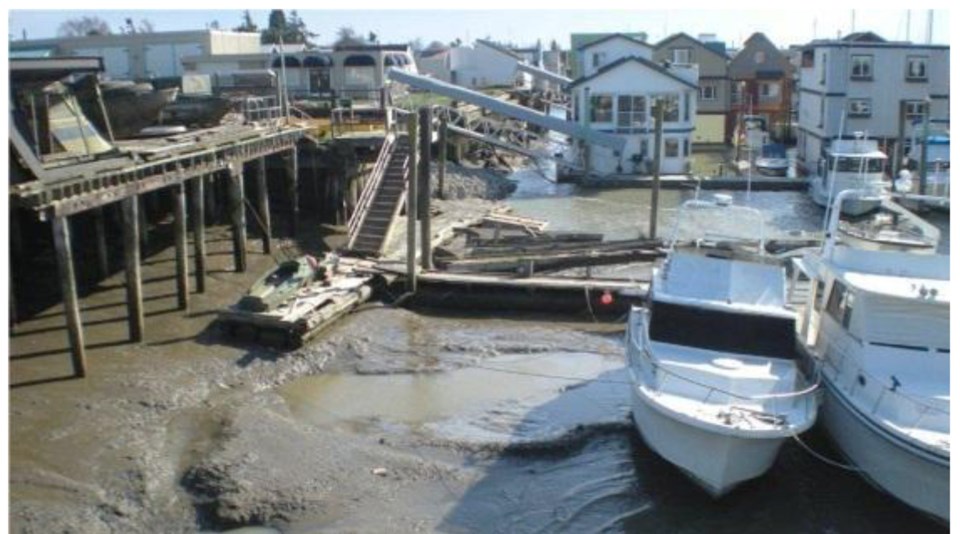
[[628, 312, 820, 423], [821, 340, 949, 436], [667, 198, 766, 254]]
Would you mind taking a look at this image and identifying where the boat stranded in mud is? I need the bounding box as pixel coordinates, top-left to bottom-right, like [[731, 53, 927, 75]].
[[792, 189, 950, 522], [626, 196, 820, 496], [218, 254, 375, 348]]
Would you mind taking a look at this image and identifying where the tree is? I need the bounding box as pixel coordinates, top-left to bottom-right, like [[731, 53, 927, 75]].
[[261, 9, 287, 44], [57, 16, 112, 37], [208, 20, 220, 30], [120, 17, 154, 34], [286, 10, 317, 46], [335, 26, 364, 47], [368, 31, 378, 44], [261, 9, 315, 46], [234, 10, 258, 33], [449, 37, 463, 48]]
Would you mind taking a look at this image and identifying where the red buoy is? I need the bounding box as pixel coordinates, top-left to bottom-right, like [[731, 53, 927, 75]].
[[600, 291, 614, 306]]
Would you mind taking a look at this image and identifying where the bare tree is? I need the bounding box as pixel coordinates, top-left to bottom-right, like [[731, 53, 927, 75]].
[[57, 16, 112, 37], [121, 17, 155, 34], [335, 26, 364, 46]]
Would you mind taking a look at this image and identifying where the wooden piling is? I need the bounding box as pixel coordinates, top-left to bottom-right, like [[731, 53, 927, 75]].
[[418, 107, 434, 270], [228, 163, 247, 273], [191, 176, 207, 293], [173, 182, 189, 310], [287, 146, 300, 237], [52, 215, 87, 377], [138, 194, 149, 251], [649, 100, 665, 240], [94, 207, 110, 279], [205, 174, 217, 225], [406, 113, 419, 293], [255, 157, 273, 255], [122, 197, 145, 342], [438, 118, 447, 200]]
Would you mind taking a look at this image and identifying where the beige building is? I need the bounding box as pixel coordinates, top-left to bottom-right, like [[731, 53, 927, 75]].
[[9, 30, 261, 81], [654, 33, 732, 145]]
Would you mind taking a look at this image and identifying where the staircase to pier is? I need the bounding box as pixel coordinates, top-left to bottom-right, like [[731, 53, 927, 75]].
[[346, 134, 411, 256]]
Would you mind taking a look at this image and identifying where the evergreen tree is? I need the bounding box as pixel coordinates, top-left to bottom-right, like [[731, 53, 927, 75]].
[[234, 10, 258, 33]]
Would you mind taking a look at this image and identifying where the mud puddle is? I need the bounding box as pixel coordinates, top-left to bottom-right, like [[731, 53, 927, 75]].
[[278, 350, 630, 446]]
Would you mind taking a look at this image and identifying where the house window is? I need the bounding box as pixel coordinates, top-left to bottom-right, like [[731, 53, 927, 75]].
[[654, 94, 680, 122], [904, 100, 927, 124], [847, 99, 872, 118], [664, 138, 680, 158], [700, 84, 717, 101], [754, 51, 766, 64], [730, 83, 740, 104], [616, 95, 646, 132], [589, 94, 614, 123], [760, 82, 780, 98], [850, 55, 873, 80], [592, 52, 607, 68], [820, 53, 827, 84], [672, 48, 692, 64], [906, 56, 928, 81]]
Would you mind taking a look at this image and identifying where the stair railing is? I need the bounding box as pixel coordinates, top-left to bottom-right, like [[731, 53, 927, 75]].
[[347, 132, 397, 249]]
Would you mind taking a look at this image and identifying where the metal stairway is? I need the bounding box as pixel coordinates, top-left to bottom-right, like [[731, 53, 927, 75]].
[[347, 134, 411, 256]]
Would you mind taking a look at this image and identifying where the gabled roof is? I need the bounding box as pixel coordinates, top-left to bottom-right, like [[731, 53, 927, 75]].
[[568, 55, 698, 90], [577, 33, 652, 52], [475, 39, 523, 61], [655, 32, 729, 61]]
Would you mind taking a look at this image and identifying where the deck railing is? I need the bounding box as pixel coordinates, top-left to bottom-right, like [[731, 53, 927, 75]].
[[346, 133, 397, 249]]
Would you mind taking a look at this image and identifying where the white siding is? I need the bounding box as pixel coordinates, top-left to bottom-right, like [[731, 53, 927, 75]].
[[580, 37, 653, 77], [145, 43, 204, 78]]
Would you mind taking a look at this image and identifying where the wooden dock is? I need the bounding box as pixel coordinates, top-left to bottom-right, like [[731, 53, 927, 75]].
[[574, 174, 808, 191]]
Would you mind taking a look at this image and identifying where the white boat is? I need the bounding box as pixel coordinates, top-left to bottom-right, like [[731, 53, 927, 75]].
[[755, 143, 790, 176], [792, 189, 950, 522], [626, 197, 819, 496], [809, 136, 887, 216], [837, 198, 940, 254]]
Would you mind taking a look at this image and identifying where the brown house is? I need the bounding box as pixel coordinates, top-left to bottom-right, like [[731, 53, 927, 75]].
[[728, 33, 794, 141]]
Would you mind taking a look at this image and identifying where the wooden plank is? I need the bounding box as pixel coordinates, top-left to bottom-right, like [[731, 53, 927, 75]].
[[419, 107, 433, 270], [191, 176, 206, 293], [51, 215, 87, 377], [406, 116, 419, 293], [417, 271, 649, 294], [173, 182, 189, 310], [287, 146, 299, 237], [122, 197, 144, 342]]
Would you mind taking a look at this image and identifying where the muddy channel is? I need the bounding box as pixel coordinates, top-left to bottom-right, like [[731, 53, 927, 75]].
[[8, 170, 949, 533]]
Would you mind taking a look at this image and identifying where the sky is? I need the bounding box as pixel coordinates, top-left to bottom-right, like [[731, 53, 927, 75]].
[[6, 9, 952, 49]]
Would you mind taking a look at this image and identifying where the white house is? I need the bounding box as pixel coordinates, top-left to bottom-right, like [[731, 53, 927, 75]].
[[569, 56, 699, 175], [796, 32, 950, 171], [578, 33, 655, 78]]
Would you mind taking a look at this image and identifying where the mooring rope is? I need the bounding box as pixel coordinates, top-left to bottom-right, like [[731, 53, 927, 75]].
[[789, 431, 862, 472]]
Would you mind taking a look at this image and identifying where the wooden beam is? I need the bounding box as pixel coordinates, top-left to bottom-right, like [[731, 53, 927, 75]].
[[51, 215, 87, 377], [138, 195, 149, 251], [418, 107, 433, 271], [406, 114, 419, 293], [287, 146, 299, 237], [173, 182, 189, 310], [122, 197, 144, 342], [256, 157, 272, 254], [191, 176, 207, 293], [228, 163, 247, 273], [438, 118, 447, 200], [205, 174, 218, 226], [94, 206, 110, 279]]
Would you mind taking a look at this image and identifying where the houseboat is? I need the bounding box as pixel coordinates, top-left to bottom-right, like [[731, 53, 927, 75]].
[[808, 136, 887, 216]]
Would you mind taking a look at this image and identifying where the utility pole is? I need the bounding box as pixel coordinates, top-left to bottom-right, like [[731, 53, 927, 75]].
[[649, 99, 665, 240]]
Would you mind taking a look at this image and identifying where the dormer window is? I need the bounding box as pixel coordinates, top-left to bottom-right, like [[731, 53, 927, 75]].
[[592, 51, 607, 68], [672, 47, 692, 64]]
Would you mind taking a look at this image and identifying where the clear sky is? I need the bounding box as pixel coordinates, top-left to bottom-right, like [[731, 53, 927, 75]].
[[7, 9, 951, 49]]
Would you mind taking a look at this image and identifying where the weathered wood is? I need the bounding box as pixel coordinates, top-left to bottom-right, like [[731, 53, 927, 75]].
[[191, 176, 207, 293], [122, 197, 144, 342], [94, 207, 110, 279], [255, 157, 272, 255], [287, 146, 300, 236], [228, 163, 247, 273], [51, 215, 87, 377], [138, 195, 149, 251], [205, 174, 217, 225], [406, 114, 419, 293], [418, 107, 433, 270], [173, 182, 189, 310], [650, 99, 664, 240], [438, 118, 447, 200], [10, 207, 23, 268]]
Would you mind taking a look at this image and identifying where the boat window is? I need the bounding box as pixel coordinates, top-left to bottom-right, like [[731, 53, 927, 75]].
[[813, 279, 826, 310], [831, 156, 884, 173], [825, 281, 855, 329], [647, 301, 797, 359]]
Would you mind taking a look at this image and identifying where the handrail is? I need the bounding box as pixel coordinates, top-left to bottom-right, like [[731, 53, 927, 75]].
[[346, 133, 397, 248], [628, 311, 820, 405]]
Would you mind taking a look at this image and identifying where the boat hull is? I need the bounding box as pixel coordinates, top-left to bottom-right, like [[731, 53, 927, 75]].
[[809, 180, 881, 216], [820, 378, 949, 522], [630, 385, 788, 497]]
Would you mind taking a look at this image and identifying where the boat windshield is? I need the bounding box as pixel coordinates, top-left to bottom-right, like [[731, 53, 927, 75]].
[[830, 156, 884, 173], [648, 301, 797, 359]]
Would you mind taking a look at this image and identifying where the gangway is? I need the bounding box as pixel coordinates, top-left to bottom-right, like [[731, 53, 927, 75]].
[[386, 68, 625, 155], [515, 62, 572, 89]]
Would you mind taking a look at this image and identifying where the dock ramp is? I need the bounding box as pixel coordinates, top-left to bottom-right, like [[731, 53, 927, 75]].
[[346, 134, 411, 256]]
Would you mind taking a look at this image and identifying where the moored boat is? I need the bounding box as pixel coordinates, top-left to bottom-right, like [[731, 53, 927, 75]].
[[626, 197, 819, 496], [793, 189, 950, 522], [808, 135, 886, 216]]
